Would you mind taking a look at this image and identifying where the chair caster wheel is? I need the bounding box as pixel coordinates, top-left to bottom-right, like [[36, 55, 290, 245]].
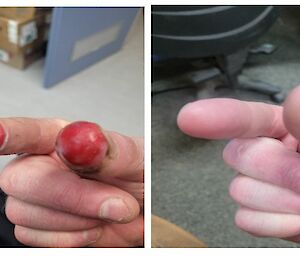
[[271, 92, 286, 103]]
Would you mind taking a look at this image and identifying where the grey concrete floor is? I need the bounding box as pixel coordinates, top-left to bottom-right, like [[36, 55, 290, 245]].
[[152, 7, 300, 247], [0, 12, 144, 170]]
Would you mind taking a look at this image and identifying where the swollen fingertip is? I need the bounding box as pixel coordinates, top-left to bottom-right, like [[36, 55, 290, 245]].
[[55, 121, 109, 172]]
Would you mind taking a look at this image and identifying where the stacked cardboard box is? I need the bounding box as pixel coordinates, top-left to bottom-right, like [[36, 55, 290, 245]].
[[0, 7, 51, 20], [0, 7, 52, 69]]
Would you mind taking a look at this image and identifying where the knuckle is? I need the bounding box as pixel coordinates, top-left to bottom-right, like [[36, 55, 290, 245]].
[[133, 138, 144, 171], [0, 157, 35, 196], [223, 139, 251, 167], [52, 181, 85, 215], [223, 138, 280, 171], [0, 166, 19, 195]]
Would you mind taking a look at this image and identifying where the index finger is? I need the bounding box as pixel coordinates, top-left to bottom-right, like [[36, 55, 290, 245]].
[[177, 98, 287, 140], [0, 118, 69, 155]]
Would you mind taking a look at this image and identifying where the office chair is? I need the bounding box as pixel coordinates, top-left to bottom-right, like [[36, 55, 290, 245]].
[[152, 6, 284, 102]]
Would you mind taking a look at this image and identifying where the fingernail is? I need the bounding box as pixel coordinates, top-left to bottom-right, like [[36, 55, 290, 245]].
[[0, 124, 7, 151], [99, 198, 130, 222], [84, 229, 102, 245]]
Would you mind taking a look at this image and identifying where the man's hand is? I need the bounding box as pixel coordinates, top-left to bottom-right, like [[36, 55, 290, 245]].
[[0, 118, 143, 247], [177, 86, 300, 243]]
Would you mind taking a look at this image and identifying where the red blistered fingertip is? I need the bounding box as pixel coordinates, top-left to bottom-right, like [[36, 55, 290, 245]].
[[0, 123, 7, 150], [55, 121, 109, 172]]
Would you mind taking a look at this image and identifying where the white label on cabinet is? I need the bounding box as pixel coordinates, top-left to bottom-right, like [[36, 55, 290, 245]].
[[71, 22, 122, 62]]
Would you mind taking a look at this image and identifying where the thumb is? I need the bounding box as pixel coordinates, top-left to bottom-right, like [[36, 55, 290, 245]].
[[283, 85, 300, 141]]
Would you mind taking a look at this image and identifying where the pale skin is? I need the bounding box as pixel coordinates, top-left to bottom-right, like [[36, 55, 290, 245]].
[[177, 85, 300, 243], [0, 118, 144, 247]]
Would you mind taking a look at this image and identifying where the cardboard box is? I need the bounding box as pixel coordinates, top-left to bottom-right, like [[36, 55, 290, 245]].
[[0, 7, 52, 20], [0, 11, 51, 54], [0, 10, 51, 69], [0, 42, 46, 69]]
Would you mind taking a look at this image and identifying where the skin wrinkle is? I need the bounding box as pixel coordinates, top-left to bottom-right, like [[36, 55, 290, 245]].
[[238, 101, 257, 138], [52, 181, 83, 214], [12, 119, 28, 150], [131, 138, 144, 173], [32, 121, 42, 153], [5, 195, 103, 231], [280, 133, 299, 151], [243, 102, 285, 139], [217, 101, 286, 139], [268, 107, 287, 139], [120, 135, 139, 174]]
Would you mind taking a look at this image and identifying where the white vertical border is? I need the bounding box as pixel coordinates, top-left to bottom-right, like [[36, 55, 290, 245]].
[[144, 3, 151, 249]]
